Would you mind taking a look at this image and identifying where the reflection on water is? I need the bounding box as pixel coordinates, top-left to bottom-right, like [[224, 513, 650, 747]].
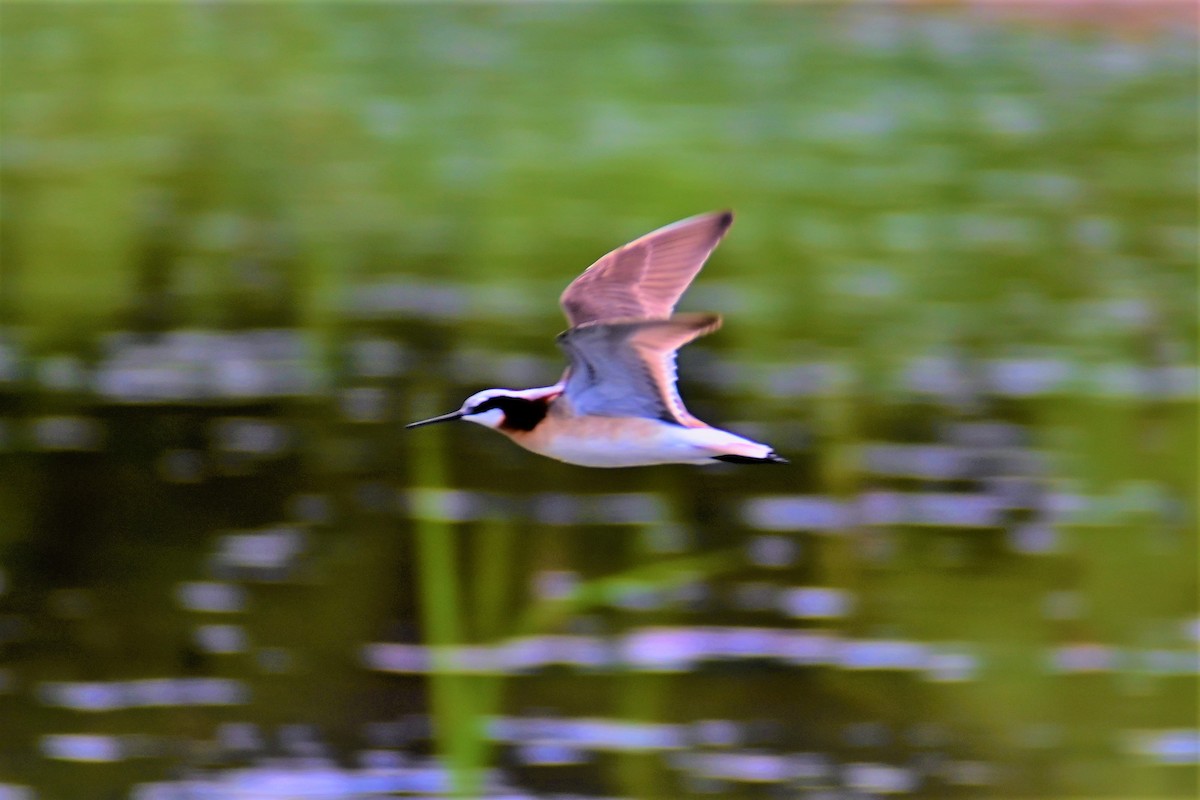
[[0, 291, 1195, 798]]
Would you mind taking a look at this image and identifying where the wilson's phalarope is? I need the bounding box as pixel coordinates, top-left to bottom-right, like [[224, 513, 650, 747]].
[[406, 211, 786, 467]]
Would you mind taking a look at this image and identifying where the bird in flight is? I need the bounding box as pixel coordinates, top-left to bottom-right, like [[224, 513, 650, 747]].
[[406, 211, 786, 467]]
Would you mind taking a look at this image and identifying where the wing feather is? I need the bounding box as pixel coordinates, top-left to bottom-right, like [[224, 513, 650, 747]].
[[559, 211, 733, 327], [556, 313, 721, 426]]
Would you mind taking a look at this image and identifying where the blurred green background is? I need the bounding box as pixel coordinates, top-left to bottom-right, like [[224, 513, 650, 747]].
[[0, 2, 1197, 799]]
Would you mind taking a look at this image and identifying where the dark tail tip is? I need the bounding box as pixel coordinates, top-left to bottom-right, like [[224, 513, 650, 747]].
[[713, 451, 788, 465]]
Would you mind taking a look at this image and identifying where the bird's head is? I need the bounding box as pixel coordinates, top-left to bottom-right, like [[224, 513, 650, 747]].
[[405, 387, 557, 432]]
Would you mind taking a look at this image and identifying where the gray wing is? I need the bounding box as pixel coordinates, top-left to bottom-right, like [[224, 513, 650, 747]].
[[559, 211, 733, 327], [555, 313, 721, 427]]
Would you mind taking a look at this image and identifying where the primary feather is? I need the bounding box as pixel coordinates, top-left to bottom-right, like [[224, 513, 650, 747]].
[[559, 211, 733, 326]]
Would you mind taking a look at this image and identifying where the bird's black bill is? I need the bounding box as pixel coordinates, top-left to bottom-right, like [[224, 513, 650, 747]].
[[404, 410, 465, 429]]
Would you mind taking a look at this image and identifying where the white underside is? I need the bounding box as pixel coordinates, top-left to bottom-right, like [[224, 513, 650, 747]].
[[531, 422, 774, 468]]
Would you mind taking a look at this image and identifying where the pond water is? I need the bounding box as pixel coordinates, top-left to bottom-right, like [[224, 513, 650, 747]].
[[0, 285, 1195, 798]]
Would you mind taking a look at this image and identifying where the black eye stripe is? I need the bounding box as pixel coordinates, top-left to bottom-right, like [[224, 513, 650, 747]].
[[468, 395, 549, 432]]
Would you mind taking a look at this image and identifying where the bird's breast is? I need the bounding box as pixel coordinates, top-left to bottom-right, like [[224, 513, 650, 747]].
[[504, 414, 721, 467]]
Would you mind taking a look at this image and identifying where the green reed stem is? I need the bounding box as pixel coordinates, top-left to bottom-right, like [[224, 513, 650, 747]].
[[410, 399, 478, 797], [459, 513, 518, 791], [473, 515, 517, 645]]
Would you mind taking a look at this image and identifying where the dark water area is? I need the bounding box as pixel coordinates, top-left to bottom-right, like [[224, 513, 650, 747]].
[[0, 294, 1195, 799]]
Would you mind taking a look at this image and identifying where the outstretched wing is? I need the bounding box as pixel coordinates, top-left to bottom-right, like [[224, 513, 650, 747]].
[[555, 313, 721, 427], [559, 211, 733, 327]]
